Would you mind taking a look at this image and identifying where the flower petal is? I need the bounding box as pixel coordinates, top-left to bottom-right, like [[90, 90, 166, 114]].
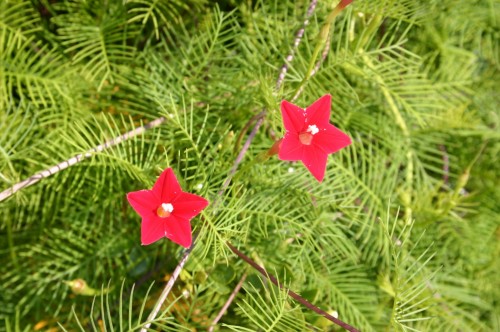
[[306, 94, 331, 126], [152, 168, 182, 202], [173, 192, 209, 220], [301, 147, 329, 182], [141, 216, 166, 245], [164, 215, 192, 248], [127, 190, 158, 218], [278, 132, 304, 161], [281, 100, 306, 133], [314, 124, 352, 154]]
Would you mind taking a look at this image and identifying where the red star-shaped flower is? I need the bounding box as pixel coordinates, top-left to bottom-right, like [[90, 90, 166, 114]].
[[278, 94, 351, 182], [126, 168, 209, 248]]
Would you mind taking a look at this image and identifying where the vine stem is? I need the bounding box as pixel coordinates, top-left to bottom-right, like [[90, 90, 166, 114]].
[[226, 242, 360, 332], [139, 239, 195, 332], [276, 0, 318, 91], [292, 0, 353, 98], [217, 111, 265, 200], [0, 117, 166, 202], [208, 273, 248, 332], [439, 145, 449, 185], [292, 31, 332, 102]]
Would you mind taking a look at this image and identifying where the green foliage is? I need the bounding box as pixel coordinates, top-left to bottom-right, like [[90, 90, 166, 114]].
[[0, 0, 498, 331], [226, 278, 307, 332]]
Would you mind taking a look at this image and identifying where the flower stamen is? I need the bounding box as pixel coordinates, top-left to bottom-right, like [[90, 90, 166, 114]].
[[299, 125, 319, 145], [157, 203, 174, 218], [307, 124, 319, 135]]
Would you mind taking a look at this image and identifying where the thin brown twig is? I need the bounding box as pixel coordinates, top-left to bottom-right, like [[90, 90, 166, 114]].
[[233, 111, 266, 155], [216, 111, 265, 200], [226, 242, 360, 332], [0, 117, 166, 202], [208, 273, 248, 332], [439, 144, 449, 185], [276, 0, 319, 91], [140, 235, 197, 332]]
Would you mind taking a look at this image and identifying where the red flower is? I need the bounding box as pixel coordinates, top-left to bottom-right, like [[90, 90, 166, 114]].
[[127, 168, 209, 248], [278, 94, 351, 182]]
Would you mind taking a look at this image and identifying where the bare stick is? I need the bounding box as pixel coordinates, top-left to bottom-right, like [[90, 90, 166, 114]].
[[0, 117, 166, 202], [233, 111, 266, 154], [227, 242, 360, 332], [439, 145, 449, 185], [208, 273, 248, 332], [276, 0, 319, 90], [140, 240, 195, 332], [217, 112, 265, 200]]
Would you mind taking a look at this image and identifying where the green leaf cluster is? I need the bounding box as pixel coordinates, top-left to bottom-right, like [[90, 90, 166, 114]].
[[1, 0, 498, 331]]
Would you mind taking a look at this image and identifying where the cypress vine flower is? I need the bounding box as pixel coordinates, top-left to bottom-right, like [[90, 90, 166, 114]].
[[127, 168, 209, 248], [279, 94, 351, 182]]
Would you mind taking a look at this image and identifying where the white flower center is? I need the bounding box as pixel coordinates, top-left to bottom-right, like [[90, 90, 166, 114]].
[[161, 203, 174, 213], [306, 124, 319, 135]]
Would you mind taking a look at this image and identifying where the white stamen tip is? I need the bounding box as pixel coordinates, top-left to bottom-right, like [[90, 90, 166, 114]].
[[288, 167, 295, 173], [161, 203, 174, 213], [307, 124, 319, 135]]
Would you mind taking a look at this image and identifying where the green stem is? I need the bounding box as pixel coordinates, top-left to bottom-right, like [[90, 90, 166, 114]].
[[292, 0, 353, 97]]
